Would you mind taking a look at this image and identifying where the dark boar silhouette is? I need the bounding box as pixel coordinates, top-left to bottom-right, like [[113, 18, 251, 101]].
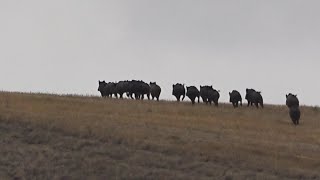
[[289, 106, 301, 125], [150, 82, 161, 101], [172, 83, 186, 101], [140, 81, 151, 100], [200, 86, 210, 104], [286, 93, 299, 108], [186, 86, 200, 105], [98, 81, 117, 98], [115, 81, 130, 98], [98, 80, 107, 97], [201, 86, 220, 106], [209, 88, 220, 106], [229, 90, 242, 108], [129, 80, 150, 100], [245, 88, 263, 108]]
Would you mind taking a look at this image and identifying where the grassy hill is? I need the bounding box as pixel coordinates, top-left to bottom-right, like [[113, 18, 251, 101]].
[[0, 91, 319, 179]]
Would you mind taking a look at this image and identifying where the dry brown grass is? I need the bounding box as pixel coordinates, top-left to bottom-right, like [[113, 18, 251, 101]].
[[0, 91, 319, 179]]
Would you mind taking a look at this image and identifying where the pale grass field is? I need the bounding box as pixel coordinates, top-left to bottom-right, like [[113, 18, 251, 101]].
[[0, 91, 319, 179]]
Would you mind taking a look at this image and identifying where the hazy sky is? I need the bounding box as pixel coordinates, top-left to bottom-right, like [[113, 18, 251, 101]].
[[1, 0, 319, 106]]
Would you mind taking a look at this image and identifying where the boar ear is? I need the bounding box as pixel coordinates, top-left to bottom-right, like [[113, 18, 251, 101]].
[[286, 94, 288, 98], [229, 92, 231, 95]]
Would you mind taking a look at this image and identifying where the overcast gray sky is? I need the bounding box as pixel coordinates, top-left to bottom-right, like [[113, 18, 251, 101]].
[[1, 0, 319, 106]]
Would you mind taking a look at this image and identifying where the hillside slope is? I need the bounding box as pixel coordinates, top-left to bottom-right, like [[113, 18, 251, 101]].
[[0, 92, 319, 179]]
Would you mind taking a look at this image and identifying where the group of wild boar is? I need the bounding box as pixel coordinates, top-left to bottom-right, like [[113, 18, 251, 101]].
[[98, 80, 161, 101], [98, 81, 301, 125]]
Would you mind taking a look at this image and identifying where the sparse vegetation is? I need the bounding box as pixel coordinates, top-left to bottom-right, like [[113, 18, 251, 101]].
[[0, 91, 319, 179], [312, 106, 320, 112]]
